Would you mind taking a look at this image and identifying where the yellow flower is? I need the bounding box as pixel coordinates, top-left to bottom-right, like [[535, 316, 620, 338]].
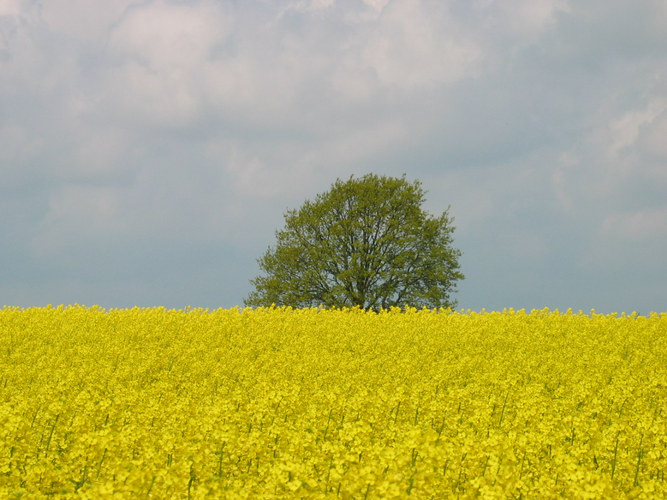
[[0, 305, 665, 497]]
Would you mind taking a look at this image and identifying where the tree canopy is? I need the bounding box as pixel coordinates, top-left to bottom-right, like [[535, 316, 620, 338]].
[[244, 174, 464, 310]]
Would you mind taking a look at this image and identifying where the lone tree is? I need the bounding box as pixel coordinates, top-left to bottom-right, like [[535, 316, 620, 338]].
[[244, 174, 464, 310]]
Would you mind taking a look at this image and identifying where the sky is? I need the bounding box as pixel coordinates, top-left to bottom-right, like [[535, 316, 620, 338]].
[[1, 0, 666, 314]]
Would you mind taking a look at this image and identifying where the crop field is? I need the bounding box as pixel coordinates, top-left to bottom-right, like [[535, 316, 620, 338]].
[[0, 306, 665, 498]]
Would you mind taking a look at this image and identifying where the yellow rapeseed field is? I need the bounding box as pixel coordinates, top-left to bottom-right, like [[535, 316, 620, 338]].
[[0, 305, 665, 498]]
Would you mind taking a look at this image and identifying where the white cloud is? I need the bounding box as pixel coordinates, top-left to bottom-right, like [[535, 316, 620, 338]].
[[312, 119, 407, 167], [496, 0, 570, 37], [103, 1, 232, 127], [108, 1, 231, 68], [38, 0, 129, 43], [637, 107, 667, 163], [0, 0, 21, 16], [606, 98, 666, 160], [283, 0, 336, 14], [602, 208, 667, 240], [105, 59, 204, 127], [213, 144, 299, 201], [552, 89, 667, 217], [202, 47, 305, 129], [361, 1, 481, 89], [362, 0, 389, 12]]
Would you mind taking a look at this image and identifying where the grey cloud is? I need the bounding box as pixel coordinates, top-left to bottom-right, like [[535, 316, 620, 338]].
[[1, 0, 666, 312]]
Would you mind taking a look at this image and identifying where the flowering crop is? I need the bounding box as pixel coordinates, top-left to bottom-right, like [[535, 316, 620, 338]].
[[0, 305, 665, 498]]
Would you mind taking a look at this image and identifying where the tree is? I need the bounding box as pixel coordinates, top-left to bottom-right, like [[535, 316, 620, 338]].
[[244, 174, 464, 310]]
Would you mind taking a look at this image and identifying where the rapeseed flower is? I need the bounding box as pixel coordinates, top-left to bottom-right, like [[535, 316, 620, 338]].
[[0, 305, 665, 498]]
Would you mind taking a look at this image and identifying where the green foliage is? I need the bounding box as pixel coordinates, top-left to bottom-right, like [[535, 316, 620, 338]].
[[245, 174, 464, 310]]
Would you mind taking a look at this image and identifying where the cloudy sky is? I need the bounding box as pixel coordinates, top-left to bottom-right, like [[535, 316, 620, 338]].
[[2, 0, 666, 313]]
